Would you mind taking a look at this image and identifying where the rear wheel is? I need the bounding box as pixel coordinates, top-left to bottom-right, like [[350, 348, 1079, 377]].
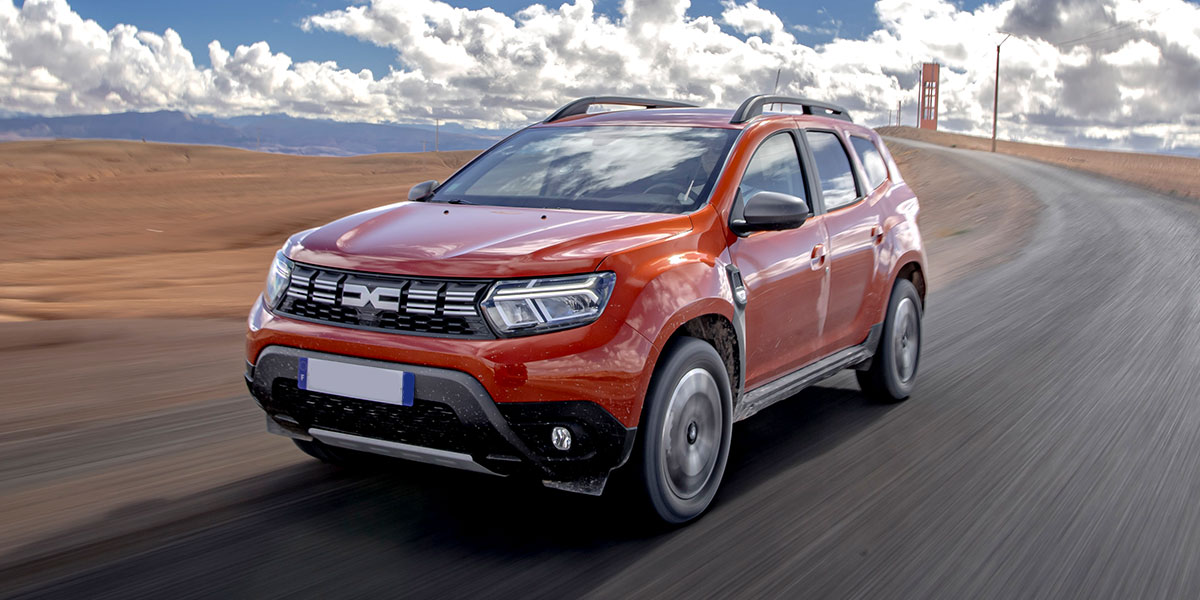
[[636, 336, 733, 524], [857, 278, 922, 402]]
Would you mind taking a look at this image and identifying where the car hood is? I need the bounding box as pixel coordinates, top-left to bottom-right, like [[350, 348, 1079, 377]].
[[287, 201, 693, 278]]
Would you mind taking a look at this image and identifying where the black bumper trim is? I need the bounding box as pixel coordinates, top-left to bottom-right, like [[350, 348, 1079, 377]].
[[247, 346, 636, 481]]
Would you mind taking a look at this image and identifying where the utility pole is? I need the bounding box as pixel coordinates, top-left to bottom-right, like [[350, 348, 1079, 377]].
[[992, 34, 1011, 153], [897, 101, 901, 126], [434, 119, 440, 152]]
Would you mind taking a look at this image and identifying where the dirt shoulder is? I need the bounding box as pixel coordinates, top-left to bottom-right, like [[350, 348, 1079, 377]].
[[884, 138, 1040, 288], [878, 126, 1200, 203]]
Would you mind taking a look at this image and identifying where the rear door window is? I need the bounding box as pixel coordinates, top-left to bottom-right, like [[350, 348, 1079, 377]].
[[805, 131, 860, 210], [850, 136, 890, 191]]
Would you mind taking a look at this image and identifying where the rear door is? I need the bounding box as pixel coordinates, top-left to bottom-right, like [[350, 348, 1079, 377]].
[[803, 129, 881, 355], [730, 130, 830, 388]]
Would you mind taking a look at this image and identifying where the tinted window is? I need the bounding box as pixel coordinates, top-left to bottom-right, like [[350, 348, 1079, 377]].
[[435, 126, 738, 214], [851, 136, 889, 190], [806, 131, 859, 210], [739, 133, 805, 199]]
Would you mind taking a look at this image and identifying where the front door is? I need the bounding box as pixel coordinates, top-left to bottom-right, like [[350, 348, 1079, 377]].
[[730, 130, 830, 389]]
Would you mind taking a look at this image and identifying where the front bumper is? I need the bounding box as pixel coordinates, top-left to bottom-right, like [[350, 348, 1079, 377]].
[[247, 346, 636, 494], [246, 296, 655, 428]]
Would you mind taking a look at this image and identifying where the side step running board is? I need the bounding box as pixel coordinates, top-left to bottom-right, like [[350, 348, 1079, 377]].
[[734, 324, 881, 422]]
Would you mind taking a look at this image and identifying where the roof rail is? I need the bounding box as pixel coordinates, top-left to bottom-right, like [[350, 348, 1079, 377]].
[[730, 95, 852, 124], [543, 96, 698, 123]]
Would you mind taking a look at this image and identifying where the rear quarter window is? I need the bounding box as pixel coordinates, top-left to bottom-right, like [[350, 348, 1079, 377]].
[[850, 136, 889, 191], [805, 130, 859, 210]]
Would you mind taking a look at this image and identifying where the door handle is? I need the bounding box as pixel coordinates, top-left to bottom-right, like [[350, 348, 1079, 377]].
[[810, 243, 827, 269], [870, 225, 885, 245]]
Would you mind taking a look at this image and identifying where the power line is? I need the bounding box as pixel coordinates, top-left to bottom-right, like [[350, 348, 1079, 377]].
[[1059, 28, 1142, 50], [1053, 20, 1137, 48], [1052, 5, 1174, 48]]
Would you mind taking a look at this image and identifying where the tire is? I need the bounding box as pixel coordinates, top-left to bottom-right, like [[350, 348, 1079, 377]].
[[636, 336, 733, 524], [857, 278, 922, 402]]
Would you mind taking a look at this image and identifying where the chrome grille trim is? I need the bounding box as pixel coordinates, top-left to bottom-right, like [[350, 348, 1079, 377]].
[[274, 263, 493, 338]]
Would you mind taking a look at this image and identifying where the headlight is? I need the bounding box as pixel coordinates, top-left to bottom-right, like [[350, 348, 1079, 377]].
[[264, 251, 293, 308], [482, 272, 615, 336]]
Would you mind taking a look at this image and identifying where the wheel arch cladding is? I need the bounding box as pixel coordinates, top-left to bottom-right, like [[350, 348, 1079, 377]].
[[670, 314, 741, 400], [896, 261, 926, 307]]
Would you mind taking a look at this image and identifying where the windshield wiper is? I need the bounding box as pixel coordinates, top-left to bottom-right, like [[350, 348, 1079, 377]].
[[441, 198, 475, 205]]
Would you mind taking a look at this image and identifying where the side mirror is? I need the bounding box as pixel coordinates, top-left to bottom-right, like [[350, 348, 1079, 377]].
[[732, 190, 811, 235], [408, 179, 438, 201]]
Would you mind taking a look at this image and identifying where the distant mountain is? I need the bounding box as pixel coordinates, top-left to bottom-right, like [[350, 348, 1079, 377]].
[[0, 111, 509, 156]]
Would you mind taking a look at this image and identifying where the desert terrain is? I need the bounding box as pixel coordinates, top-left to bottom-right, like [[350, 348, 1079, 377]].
[[879, 126, 1200, 202], [0, 141, 477, 320], [0, 137, 1027, 322], [2, 134, 1194, 589]]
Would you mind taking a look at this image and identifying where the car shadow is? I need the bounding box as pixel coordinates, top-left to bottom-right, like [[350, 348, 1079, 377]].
[[2, 376, 896, 598]]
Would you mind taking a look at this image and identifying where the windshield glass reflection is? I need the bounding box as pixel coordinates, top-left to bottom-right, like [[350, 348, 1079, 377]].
[[437, 126, 739, 214]]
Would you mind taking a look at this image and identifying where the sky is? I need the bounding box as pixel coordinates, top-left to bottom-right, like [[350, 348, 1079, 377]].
[[1, 0, 1198, 153]]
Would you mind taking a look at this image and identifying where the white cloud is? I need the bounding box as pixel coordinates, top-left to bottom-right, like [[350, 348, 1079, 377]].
[[721, 0, 795, 43], [0, 0, 1198, 152], [1101, 39, 1162, 67]]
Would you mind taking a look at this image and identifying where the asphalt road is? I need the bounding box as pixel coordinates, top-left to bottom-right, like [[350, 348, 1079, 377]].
[[5, 143, 1200, 599]]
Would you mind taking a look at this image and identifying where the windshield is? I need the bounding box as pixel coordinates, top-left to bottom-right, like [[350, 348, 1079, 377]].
[[434, 126, 738, 214]]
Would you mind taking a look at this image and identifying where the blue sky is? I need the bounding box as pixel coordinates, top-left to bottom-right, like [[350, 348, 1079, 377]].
[[3, 0, 1197, 152], [43, 0, 987, 74]]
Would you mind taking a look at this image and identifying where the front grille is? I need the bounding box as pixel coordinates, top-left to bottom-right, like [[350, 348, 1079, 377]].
[[275, 263, 493, 338], [267, 380, 476, 453]]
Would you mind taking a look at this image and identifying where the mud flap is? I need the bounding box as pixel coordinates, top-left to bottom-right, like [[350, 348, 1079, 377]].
[[853, 323, 885, 371], [542, 473, 608, 496]]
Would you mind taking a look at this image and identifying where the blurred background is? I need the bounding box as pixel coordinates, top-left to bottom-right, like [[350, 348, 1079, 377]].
[[2, 0, 1199, 597]]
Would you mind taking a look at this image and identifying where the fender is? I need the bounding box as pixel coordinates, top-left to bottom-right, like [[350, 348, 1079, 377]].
[[854, 184, 926, 327], [611, 264, 740, 427], [597, 212, 742, 424], [619, 262, 735, 350], [877, 220, 928, 319]]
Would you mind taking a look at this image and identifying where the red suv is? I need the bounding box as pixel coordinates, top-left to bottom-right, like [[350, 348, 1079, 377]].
[[246, 95, 927, 523]]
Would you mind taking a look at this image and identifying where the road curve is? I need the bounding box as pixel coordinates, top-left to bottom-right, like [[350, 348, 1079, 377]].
[[6, 143, 1200, 599]]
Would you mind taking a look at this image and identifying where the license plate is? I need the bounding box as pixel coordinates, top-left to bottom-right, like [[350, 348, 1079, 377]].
[[298, 357, 414, 407]]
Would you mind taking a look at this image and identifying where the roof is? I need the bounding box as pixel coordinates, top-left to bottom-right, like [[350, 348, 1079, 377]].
[[533, 106, 854, 130]]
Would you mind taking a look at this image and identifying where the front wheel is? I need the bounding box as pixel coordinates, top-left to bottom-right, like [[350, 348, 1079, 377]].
[[857, 278, 922, 402], [636, 337, 733, 524]]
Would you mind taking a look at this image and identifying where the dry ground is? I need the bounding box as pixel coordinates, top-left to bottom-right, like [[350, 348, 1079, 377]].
[[0, 140, 477, 320], [0, 138, 1024, 322], [0, 136, 1043, 570], [879, 126, 1200, 202]]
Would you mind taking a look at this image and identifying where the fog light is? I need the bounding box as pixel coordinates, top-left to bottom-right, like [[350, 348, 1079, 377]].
[[551, 426, 572, 451]]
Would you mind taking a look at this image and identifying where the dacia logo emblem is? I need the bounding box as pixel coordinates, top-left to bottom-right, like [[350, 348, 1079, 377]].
[[341, 283, 403, 312]]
